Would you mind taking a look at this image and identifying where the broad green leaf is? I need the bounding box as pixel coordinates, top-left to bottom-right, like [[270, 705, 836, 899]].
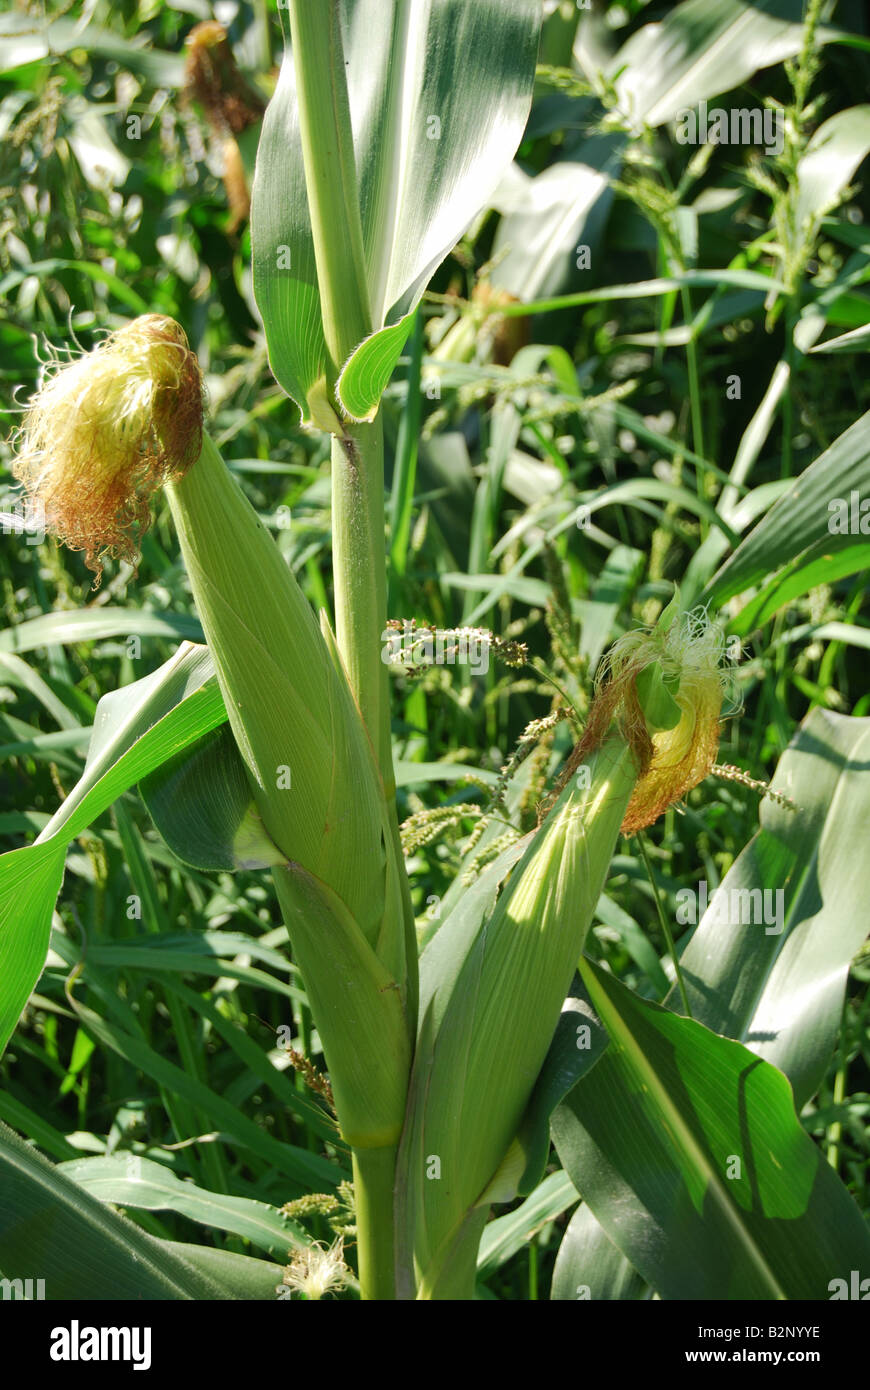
[[156, 1242, 284, 1300], [795, 106, 870, 235], [601, 0, 840, 130], [727, 539, 870, 636], [0, 644, 227, 1057], [252, 0, 542, 424], [141, 723, 286, 872], [685, 258, 870, 598], [666, 709, 870, 1110], [0, 1120, 226, 1300], [551, 1202, 647, 1302], [477, 1170, 578, 1281], [490, 137, 621, 302], [550, 958, 870, 1300], [701, 408, 870, 607], [0, 607, 203, 654], [338, 315, 415, 423], [512, 986, 610, 1196], [59, 1155, 306, 1262], [0, 1092, 81, 1162]]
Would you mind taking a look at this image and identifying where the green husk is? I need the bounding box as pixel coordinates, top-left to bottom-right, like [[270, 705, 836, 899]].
[[273, 863, 411, 1148], [396, 735, 638, 1299], [167, 434, 413, 1156], [167, 433, 403, 970], [397, 599, 729, 1298]]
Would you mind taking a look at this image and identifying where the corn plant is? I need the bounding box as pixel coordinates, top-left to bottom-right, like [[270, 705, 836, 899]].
[[1, 0, 869, 1305]]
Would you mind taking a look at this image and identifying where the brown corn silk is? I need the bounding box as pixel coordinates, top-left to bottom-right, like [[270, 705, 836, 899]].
[[555, 610, 728, 833]]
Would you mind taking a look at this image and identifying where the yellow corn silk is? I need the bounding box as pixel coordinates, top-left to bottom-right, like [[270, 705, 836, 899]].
[[575, 603, 731, 832], [12, 316, 203, 583]]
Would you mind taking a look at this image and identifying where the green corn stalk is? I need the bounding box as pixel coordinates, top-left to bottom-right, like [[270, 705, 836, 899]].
[[255, 2, 410, 1297]]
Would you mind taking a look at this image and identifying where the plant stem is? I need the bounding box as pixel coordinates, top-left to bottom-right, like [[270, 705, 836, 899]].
[[333, 417, 420, 1041], [331, 417, 392, 793], [287, 0, 371, 377], [352, 1144, 399, 1300], [680, 286, 705, 485]]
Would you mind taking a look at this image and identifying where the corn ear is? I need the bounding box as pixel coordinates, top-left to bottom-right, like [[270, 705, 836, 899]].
[[166, 433, 404, 971], [10, 314, 414, 1155], [396, 736, 637, 1298], [167, 433, 413, 1150], [397, 601, 730, 1298]]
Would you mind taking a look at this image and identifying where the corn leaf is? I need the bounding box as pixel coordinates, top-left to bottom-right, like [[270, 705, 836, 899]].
[[550, 1202, 647, 1302], [795, 105, 870, 239], [252, 0, 541, 424], [141, 722, 286, 872], [599, 0, 841, 130], [490, 136, 621, 302], [59, 1155, 306, 1262], [701, 408, 870, 608], [665, 708, 870, 1110], [0, 643, 228, 1058], [476, 1170, 579, 1282], [725, 539, 870, 637], [0, 607, 203, 653], [155, 1242, 284, 1300], [0, 1119, 227, 1300], [550, 958, 870, 1300]]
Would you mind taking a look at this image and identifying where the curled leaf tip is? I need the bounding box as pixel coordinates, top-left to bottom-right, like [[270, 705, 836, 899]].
[[11, 314, 203, 585]]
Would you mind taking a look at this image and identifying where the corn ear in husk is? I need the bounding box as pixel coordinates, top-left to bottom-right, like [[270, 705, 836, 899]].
[[396, 600, 730, 1298]]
